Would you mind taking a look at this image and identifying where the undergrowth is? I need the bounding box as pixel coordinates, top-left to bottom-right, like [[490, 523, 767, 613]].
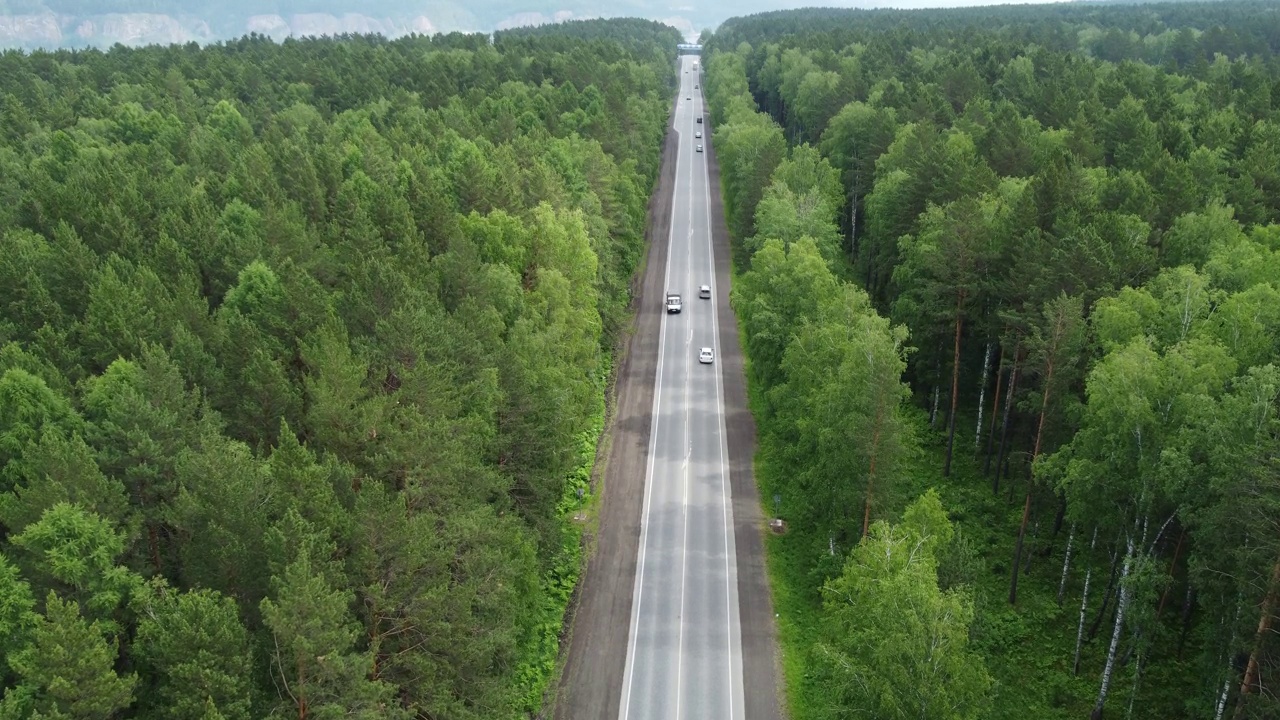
[[753, 399, 1204, 720], [519, 356, 611, 714]]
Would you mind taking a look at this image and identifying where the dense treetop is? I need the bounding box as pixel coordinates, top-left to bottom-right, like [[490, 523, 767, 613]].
[[704, 1, 1280, 718], [0, 19, 678, 718]]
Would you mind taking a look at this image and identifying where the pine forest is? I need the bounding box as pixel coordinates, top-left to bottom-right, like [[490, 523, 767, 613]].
[[3, 1, 1280, 719], [0, 19, 679, 719]]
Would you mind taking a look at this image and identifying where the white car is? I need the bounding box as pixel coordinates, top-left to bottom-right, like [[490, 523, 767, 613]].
[[699, 347, 714, 364], [695, 131, 702, 138], [696, 144, 703, 153], [699, 284, 711, 299]]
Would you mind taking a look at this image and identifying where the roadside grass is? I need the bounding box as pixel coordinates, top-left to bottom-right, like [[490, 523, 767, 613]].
[[528, 355, 611, 715]]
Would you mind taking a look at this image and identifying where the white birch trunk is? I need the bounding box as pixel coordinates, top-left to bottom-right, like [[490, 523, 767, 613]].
[[1058, 524, 1078, 606], [975, 341, 993, 451], [930, 385, 940, 427], [1127, 649, 1143, 719], [1214, 676, 1232, 720], [1215, 594, 1245, 720], [1074, 563, 1093, 675], [1093, 534, 1136, 719], [1073, 529, 1100, 675]]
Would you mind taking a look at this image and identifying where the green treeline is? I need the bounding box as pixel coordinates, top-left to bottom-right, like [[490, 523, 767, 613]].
[[705, 2, 1280, 719], [0, 18, 679, 719]]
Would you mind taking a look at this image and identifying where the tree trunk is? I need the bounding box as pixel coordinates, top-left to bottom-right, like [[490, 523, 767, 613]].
[[1178, 586, 1196, 658], [1215, 676, 1233, 720], [1090, 546, 1122, 642], [943, 299, 965, 477], [1058, 524, 1078, 606], [1092, 535, 1136, 720], [975, 341, 993, 452], [1010, 491, 1033, 605], [984, 345, 1005, 474], [1157, 528, 1186, 618], [297, 662, 309, 720], [1217, 595, 1245, 719], [1075, 557, 1094, 676], [1025, 520, 1039, 572], [1127, 648, 1144, 719], [1234, 556, 1280, 719], [929, 383, 940, 428], [993, 355, 1020, 495], [1010, 363, 1054, 605]]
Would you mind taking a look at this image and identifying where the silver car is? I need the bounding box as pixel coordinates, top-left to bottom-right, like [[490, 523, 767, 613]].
[[699, 347, 714, 364]]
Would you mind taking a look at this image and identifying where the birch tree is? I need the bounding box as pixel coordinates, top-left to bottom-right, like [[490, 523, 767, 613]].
[[812, 491, 992, 720]]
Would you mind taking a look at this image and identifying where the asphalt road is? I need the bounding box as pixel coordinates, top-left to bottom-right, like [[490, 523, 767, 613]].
[[618, 56, 746, 720], [554, 55, 783, 720]]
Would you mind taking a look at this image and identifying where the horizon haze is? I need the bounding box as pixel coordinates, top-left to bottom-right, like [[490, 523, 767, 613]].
[[0, 0, 1079, 49]]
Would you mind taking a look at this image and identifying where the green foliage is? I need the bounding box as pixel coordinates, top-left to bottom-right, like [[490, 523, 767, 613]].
[[706, 4, 1280, 717], [0, 21, 673, 717], [814, 491, 992, 720], [0, 428, 130, 537], [1, 593, 137, 720], [0, 557, 38, 679], [0, 369, 81, 494], [131, 581, 255, 720], [8, 504, 139, 631]]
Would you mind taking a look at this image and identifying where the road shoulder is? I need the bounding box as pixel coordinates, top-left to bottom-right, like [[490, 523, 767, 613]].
[[705, 112, 788, 720], [552, 95, 679, 720]]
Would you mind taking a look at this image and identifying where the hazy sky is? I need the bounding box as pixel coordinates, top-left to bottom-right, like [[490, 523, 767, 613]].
[[0, 0, 1086, 50], [775, 0, 1071, 8]]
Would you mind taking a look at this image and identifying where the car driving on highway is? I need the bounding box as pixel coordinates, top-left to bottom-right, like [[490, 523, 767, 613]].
[[696, 144, 703, 152], [699, 347, 714, 364], [699, 285, 711, 299]]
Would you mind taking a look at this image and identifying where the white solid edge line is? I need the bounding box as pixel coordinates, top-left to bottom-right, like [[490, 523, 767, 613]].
[[674, 89, 698, 720], [700, 80, 745, 720], [620, 56, 687, 720]]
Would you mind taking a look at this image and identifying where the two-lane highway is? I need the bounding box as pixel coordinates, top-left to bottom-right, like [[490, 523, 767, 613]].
[[619, 55, 746, 720]]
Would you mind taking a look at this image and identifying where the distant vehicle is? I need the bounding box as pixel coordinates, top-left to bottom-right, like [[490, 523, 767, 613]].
[[695, 84, 699, 88], [693, 62, 698, 69], [697, 117, 703, 124], [695, 131, 702, 138], [699, 285, 711, 299], [696, 144, 703, 152], [699, 347, 714, 364], [666, 293, 683, 313], [687, 96, 691, 100]]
